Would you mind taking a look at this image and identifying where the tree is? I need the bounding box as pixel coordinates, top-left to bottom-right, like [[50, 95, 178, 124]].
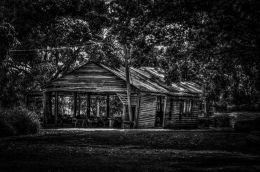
[[1, 0, 259, 111], [107, 0, 155, 126], [141, 0, 260, 109], [0, 22, 19, 108], [0, 0, 113, 107]]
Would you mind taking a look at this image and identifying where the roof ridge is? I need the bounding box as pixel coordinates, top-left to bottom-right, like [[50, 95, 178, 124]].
[[43, 62, 202, 95]]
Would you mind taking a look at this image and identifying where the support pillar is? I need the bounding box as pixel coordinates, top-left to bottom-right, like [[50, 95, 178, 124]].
[[87, 93, 91, 118], [122, 104, 126, 128], [134, 93, 141, 128], [73, 92, 77, 118], [78, 94, 81, 117], [54, 92, 58, 126], [162, 96, 167, 128], [43, 92, 47, 125], [43, 91, 52, 125], [96, 98, 100, 117], [106, 94, 110, 117]]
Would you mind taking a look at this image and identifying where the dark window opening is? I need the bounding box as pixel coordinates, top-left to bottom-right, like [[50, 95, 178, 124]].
[[155, 96, 165, 127], [125, 105, 136, 121], [180, 99, 193, 119]]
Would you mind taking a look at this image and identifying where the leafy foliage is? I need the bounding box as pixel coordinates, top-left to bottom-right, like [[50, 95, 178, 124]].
[[234, 117, 260, 132], [0, 117, 16, 137], [0, 107, 40, 136], [0, 0, 259, 110]]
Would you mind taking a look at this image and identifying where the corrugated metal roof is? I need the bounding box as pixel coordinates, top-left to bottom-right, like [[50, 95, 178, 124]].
[[139, 67, 203, 95], [45, 62, 202, 96], [101, 64, 202, 96]]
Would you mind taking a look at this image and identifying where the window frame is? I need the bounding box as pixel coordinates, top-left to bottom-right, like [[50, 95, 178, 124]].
[[180, 99, 193, 117]]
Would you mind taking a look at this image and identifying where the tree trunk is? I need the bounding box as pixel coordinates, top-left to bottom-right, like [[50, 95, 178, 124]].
[[123, 44, 133, 124]]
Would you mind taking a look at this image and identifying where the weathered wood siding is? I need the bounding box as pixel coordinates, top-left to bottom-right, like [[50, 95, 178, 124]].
[[137, 94, 157, 128], [116, 93, 138, 105], [46, 63, 132, 93], [164, 96, 200, 128]]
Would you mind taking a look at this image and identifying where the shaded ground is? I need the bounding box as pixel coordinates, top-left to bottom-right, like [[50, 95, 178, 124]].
[[0, 129, 260, 172]]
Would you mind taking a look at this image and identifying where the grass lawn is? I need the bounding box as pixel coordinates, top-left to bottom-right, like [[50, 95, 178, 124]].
[[0, 129, 260, 172]]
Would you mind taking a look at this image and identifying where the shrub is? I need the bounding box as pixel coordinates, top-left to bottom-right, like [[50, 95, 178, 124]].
[[165, 122, 198, 129], [198, 117, 211, 128], [113, 117, 123, 128], [0, 107, 40, 136], [10, 108, 41, 135], [215, 101, 228, 112], [0, 117, 16, 137], [212, 113, 231, 128], [234, 117, 260, 132], [226, 104, 260, 112]]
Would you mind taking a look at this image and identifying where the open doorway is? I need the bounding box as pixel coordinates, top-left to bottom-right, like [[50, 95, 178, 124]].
[[124, 105, 136, 122], [155, 96, 165, 127]]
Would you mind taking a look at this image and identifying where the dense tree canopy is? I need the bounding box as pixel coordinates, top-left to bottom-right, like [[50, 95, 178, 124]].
[[0, 0, 259, 111]]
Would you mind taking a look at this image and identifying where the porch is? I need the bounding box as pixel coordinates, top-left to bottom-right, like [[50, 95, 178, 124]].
[[43, 91, 138, 129]]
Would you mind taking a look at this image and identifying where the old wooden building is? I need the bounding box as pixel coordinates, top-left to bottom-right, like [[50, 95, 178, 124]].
[[43, 61, 202, 128]]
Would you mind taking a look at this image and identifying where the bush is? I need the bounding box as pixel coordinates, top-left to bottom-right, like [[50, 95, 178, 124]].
[[198, 117, 211, 128], [226, 104, 260, 112], [113, 117, 123, 128], [9, 108, 41, 135], [234, 117, 260, 132], [215, 101, 228, 112], [0, 117, 16, 137], [0, 107, 40, 136], [212, 113, 231, 128]]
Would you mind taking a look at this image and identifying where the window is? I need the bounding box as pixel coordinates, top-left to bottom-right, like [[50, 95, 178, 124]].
[[156, 96, 165, 126], [180, 100, 193, 115], [156, 96, 165, 113]]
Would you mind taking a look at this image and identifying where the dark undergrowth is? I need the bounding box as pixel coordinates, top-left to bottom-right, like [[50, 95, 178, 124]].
[[0, 129, 259, 172], [0, 108, 40, 137], [5, 129, 259, 154]]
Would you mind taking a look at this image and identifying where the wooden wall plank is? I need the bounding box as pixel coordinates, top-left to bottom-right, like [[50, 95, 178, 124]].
[[164, 96, 200, 128], [46, 63, 130, 93], [137, 94, 157, 128]]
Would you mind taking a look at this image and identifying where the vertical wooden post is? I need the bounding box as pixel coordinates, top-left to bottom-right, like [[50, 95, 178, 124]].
[[54, 92, 58, 126], [43, 91, 47, 125], [87, 93, 91, 118], [122, 104, 126, 128], [123, 44, 133, 123], [159, 96, 162, 112], [134, 93, 141, 128], [73, 92, 77, 118], [96, 97, 100, 117], [106, 94, 110, 117], [162, 96, 167, 128], [43, 92, 52, 124], [48, 92, 52, 121], [78, 94, 81, 117]]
